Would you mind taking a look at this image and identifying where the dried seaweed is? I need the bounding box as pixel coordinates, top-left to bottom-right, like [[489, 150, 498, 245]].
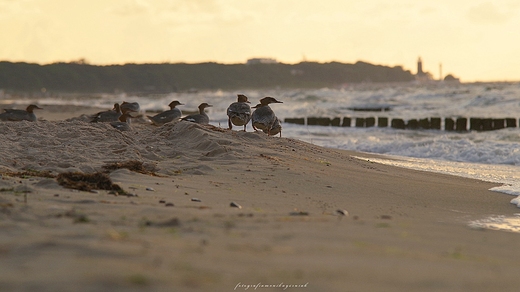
[[56, 172, 126, 194], [0, 169, 56, 179]]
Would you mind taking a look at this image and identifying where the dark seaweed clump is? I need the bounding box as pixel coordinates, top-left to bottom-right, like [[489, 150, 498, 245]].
[[0, 170, 56, 179], [56, 172, 126, 194]]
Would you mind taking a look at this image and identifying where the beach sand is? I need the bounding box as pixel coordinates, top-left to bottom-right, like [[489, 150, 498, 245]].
[[0, 104, 519, 291]]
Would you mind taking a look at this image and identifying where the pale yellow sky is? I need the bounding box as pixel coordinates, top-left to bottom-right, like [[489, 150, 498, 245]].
[[1, 0, 519, 82]]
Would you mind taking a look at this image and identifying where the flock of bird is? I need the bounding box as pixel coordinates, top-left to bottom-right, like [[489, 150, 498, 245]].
[[0, 94, 284, 136]]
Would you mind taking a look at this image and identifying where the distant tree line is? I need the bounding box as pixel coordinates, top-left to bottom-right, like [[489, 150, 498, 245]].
[[0, 61, 415, 93]]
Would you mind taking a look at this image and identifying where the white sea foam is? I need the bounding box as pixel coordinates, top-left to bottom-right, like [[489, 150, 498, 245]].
[[469, 215, 520, 233]]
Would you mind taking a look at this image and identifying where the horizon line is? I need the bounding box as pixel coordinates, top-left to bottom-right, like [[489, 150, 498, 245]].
[[1, 58, 519, 83]]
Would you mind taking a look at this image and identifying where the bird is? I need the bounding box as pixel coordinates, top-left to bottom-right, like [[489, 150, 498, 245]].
[[0, 104, 42, 122], [227, 94, 251, 131], [181, 103, 212, 124], [252, 104, 282, 137], [110, 110, 135, 131], [120, 101, 140, 113], [91, 103, 122, 122], [251, 97, 283, 136], [147, 100, 183, 126], [267, 116, 282, 137]]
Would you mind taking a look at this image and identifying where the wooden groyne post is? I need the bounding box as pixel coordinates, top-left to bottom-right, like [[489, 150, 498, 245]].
[[284, 116, 519, 131]]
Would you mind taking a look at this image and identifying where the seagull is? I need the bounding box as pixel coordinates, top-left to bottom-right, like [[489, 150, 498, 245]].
[[110, 110, 135, 131], [251, 97, 283, 136], [181, 103, 212, 124], [91, 103, 122, 123], [120, 101, 140, 113], [227, 94, 251, 131], [0, 104, 42, 122], [267, 116, 282, 137], [147, 100, 183, 126]]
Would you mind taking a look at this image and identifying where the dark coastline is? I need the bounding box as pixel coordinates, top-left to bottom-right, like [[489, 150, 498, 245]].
[[0, 60, 414, 94]]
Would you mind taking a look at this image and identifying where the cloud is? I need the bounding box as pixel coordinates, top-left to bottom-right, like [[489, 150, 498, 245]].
[[467, 2, 513, 24], [0, 0, 40, 16], [150, 0, 252, 29], [107, 0, 150, 16], [163, 0, 219, 13]]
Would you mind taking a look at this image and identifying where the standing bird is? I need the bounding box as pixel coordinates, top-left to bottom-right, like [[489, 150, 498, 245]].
[[227, 94, 251, 131], [91, 103, 122, 123], [0, 104, 42, 122], [181, 103, 212, 124], [251, 97, 283, 136], [147, 100, 184, 126]]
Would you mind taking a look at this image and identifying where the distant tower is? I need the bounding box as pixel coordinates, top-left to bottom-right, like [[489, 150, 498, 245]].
[[417, 57, 424, 75], [439, 63, 443, 81]]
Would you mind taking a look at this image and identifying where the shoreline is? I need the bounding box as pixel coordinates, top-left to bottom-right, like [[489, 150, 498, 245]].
[[1, 104, 520, 291]]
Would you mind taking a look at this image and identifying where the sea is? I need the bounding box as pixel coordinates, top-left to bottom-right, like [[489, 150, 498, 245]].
[[6, 81, 520, 232]]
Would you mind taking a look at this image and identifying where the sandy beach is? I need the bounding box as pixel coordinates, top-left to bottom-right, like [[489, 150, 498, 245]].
[[1, 104, 519, 292]]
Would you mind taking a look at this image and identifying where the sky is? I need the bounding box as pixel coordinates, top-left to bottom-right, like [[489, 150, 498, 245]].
[[1, 0, 520, 82]]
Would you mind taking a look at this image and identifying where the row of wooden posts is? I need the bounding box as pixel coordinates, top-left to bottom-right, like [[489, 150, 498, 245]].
[[283, 117, 519, 131]]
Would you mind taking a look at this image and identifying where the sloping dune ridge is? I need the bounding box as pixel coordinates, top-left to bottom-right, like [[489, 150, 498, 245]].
[[1, 120, 280, 174]]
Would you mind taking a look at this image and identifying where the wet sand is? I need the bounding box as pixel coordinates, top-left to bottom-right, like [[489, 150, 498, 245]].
[[0, 104, 519, 291]]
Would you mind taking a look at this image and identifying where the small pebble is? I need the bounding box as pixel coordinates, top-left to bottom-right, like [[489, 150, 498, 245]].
[[146, 187, 155, 191], [230, 202, 242, 209], [54, 194, 59, 197], [90, 190, 99, 194], [159, 200, 166, 204], [336, 209, 349, 216], [165, 203, 174, 207], [380, 215, 392, 220], [191, 198, 201, 202]]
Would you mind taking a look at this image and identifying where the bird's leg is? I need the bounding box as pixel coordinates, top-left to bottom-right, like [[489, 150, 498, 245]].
[[228, 119, 233, 130]]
